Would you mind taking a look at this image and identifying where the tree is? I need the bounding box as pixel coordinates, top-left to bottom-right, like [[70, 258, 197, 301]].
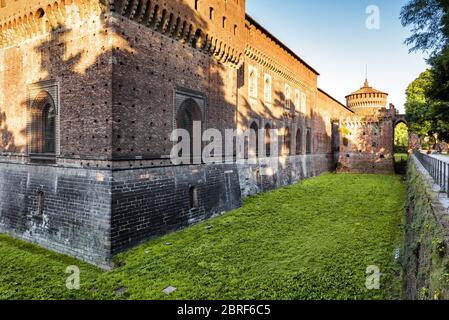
[[401, 0, 449, 55], [428, 48, 449, 141], [405, 69, 449, 142], [428, 47, 449, 101], [401, 0, 449, 142], [405, 70, 433, 137]]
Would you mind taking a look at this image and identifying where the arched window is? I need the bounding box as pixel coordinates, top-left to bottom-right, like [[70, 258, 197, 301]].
[[264, 74, 272, 103], [249, 122, 259, 158], [265, 123, 271, 157], [295, 89, 300, 113], [248, 66, 258, 99], [306, 128, 312, 154], [176, 98, 202, 161], [30, 91, 56, 157], [284, 127, 291, 155], [42, 103, 56, 154], [285, 85, 291, 109], [301, 92, 307, 113], [296, 128, 302, 155]]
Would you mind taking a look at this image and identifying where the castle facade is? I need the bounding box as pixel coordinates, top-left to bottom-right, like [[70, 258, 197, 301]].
[[0, 0, 403, 267]]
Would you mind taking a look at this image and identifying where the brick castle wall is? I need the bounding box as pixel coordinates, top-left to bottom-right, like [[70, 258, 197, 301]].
[[0, 0, 367, 267]]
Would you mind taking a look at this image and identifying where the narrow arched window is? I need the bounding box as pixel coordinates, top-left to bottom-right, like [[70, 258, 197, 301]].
[[176, 99, 202, 162], [249, 122, 259, 158], [248, 66, 258, 99], [264, 74, 272, 103], [43, 103, 56, 154], [296, 128, 302, 155], [249, 71, 256, 98], [306, 128, 312, 154], [285, 85, 291, 109], [265, 123, 271, 157], [30, 91, 56, 158], [284, 127, 291, 155]]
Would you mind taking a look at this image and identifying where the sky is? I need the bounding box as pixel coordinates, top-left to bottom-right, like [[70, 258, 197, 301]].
[[246, 0, 429, 113]]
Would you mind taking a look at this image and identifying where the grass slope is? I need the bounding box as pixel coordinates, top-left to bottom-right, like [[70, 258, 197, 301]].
[[0, 173, 405, 300]]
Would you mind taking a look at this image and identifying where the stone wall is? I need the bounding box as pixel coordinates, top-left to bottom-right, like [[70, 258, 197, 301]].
[[0, 0, 353, 267], [338, 109, 396, 174], [111, 163, 242, 255], [110, 15, 237, 163], [403, 155, 449, 299], [237, 154, 335, 198], [0, 161, 112, 268], [0, 3, 114, 162]]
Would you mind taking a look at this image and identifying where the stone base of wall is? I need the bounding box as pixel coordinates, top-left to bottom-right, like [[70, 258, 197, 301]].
[[338, 153, 394, 174], [0, 154, 336, 267], [110, 163, 242, 255], [238, 154, 336, 198], [403, 156, 449, 300], [0, 162, 112, 268]]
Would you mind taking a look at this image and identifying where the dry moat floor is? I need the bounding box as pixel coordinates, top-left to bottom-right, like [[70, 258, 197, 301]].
[[0, 173, 406, 300]]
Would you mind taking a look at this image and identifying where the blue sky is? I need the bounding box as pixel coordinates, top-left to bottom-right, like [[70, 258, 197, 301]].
[[246, 0, 428, 113]]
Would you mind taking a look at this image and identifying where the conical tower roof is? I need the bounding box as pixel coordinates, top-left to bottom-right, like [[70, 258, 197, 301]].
[[345, 79, 389, 116], [345, 79, 388, 98]]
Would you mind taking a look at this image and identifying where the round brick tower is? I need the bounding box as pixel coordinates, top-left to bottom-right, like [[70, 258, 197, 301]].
[[346, 79, 388, 116]]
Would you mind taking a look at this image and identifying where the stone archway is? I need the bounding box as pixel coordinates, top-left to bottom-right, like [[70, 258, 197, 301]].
[[393, 119, 409, 152], [29, 90, 56, 157], [393, 116, 422, 152], [176, 98, 203, 162], [393, 117, 409, 174]]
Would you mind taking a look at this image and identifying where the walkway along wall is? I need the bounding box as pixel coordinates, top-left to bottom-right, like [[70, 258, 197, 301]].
[[403, 155, 449, 299]]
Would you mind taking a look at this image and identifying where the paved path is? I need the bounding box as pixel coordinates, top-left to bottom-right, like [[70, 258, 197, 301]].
[[427, 153, 449, 192], [430, 153, 449, 163]]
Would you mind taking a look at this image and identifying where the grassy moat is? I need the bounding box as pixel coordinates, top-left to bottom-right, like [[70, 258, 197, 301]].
[[0, 173, 405, 300]]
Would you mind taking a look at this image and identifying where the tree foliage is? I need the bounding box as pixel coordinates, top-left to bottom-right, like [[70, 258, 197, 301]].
[[401, 0, 449, 55], [405, 70, 434, 137], [405, 69, 449, 141], [402, 0, 449, 142]]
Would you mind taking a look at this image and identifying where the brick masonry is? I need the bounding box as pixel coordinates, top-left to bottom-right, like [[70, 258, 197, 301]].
[[0, 0, 405, 267]]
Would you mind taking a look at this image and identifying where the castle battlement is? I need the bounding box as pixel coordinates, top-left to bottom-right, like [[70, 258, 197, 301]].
[[0, 0, 104, 48]]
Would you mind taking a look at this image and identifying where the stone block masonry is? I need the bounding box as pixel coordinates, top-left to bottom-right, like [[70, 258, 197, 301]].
[[0, 162, 112, 268], [111, 163, 242, 255]]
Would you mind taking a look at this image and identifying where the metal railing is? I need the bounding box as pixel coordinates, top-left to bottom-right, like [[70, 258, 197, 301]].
[[414, 151, 449, 196]]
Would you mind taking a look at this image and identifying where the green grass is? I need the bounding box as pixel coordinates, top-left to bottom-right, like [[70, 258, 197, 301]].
[[0, 173, 405, 300]]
